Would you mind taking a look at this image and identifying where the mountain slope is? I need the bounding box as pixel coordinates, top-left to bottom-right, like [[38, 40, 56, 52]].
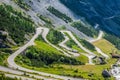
[[60, 0, 120, 36], [0, 4, 35, 53]]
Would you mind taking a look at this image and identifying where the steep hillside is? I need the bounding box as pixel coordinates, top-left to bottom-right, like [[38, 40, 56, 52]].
[[0, 4, 35, 53], [1, 0, 120, 80], [60, 0, 120, 36]]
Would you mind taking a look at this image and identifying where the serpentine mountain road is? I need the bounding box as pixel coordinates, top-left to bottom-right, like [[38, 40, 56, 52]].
[[61, 31, 95, 56], [58, 31, 80, 57], [59, 30, 109, 65], [89, 30, 104, 43], [7, 27, 83, 80], [60, 30, 96, 64], [59, 31, 94, 64], [41, 28, 71, 57], [89, 30, 110, 59]]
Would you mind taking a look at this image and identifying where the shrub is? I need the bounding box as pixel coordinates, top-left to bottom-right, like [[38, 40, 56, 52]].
[[47, 6, 73, 23]]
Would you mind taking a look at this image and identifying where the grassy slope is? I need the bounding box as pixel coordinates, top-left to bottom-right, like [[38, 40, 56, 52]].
[[72, 45, 86, 53], [16, 39, 82, 64], [15, 37, 117, 79], [60, 58, 116, 79], [16, 57, 116, 79], [76, 55, 88, 64], [35, 41, 61, 54], [93, 39, 118, 56]]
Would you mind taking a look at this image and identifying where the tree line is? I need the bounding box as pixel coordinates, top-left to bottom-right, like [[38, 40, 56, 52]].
[[47, 6, 73, 23]]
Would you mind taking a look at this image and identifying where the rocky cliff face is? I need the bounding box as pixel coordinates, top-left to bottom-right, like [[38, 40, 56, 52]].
[[60, 0, 120, 36]]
